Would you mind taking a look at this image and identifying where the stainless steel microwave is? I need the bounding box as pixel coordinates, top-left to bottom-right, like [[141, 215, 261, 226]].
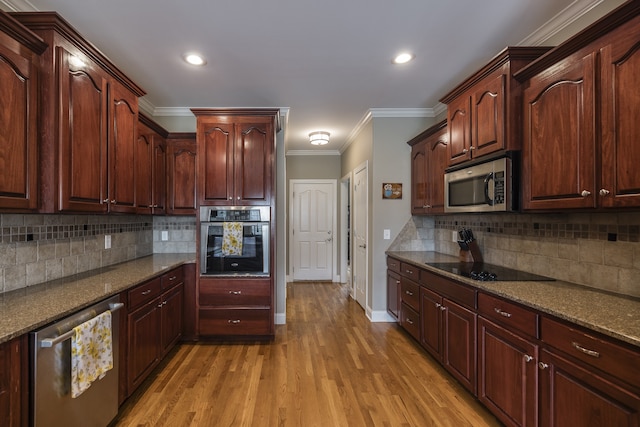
[[444, 156, 517, 213]]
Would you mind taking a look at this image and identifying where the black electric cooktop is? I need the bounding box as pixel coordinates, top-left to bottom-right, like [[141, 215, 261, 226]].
[[424, 262, 555, 282]]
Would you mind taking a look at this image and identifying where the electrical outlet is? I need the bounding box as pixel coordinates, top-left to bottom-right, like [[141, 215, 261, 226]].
[[383, 229, 390, 240], [104, 235, 111, 249], [452, 231, 458, 242], [161, 230, 169, 241]]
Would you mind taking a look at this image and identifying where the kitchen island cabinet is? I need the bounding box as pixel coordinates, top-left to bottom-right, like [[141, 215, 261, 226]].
[[0, 11, 47, 212]]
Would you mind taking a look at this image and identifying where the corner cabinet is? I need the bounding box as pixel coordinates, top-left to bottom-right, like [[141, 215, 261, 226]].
[[192, 109, 279, 206], [516, 3, 640, 210], [0, 11, 47, 212], [439, 47, 551, 166], [408, 120, 448, 215], [11, 12, 146, 213]]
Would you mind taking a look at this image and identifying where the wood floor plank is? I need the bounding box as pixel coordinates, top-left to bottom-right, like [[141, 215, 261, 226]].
[[114, 281, 500, 426]]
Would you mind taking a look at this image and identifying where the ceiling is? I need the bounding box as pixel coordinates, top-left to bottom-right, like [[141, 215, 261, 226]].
[[2, 0, 605, 153]]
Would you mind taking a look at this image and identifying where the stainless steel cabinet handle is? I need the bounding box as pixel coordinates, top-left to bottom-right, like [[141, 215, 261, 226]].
[[494, 308, 512, 318], [405, 270, 413, 274], [538, 362, 549, 370], [469, 146, 476, 151], [406, 318, 414, 325], [157, 303, 163, 308], [435, 303, 442, 308], [524, 355, 534, 363], [572, 341, 600, 358], [168, 276, 177, 281], [111, 199, 116, 204], [405, 290, 413, 296], [581, 190, 591, 197], [141, 289, 152, 295], [228, 319, 241, 324], [462, 148, 468, 153], [103, 198, 109, 203], [439, 306, 446, 311], [599, 189, 610, 196], [229, 290, 242, 295], [395, 280, 400, 285]]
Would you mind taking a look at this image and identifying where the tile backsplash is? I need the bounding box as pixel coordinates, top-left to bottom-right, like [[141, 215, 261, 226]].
[[390, 212, 640, 298], [0, 214, 196, 294]]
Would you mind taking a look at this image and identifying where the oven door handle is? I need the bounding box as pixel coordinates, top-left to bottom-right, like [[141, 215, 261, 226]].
[[39, 302, 124, 348], [484, 172, 495, 206]]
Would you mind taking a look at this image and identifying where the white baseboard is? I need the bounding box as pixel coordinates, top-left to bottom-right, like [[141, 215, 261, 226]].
[[368, 310, 397, 323], [274, 312, 286, 325]]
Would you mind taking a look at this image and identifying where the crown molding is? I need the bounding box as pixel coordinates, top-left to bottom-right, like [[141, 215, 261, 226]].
[[518, 0, 604, 45]]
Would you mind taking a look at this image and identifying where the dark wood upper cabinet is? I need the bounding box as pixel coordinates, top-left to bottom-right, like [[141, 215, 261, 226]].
[[516, 3, 640, 210], [11, 12, 145, 213], [408, 120, 447, 215], [0, 11, 46, 212], [192, 109, 278, 206], [166, 134, 197, 215], [440, 47, 551, 166], [137, 113, 168, 215]]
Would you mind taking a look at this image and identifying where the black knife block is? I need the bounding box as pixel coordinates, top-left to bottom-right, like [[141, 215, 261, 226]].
[[459, 240, 483, 263]]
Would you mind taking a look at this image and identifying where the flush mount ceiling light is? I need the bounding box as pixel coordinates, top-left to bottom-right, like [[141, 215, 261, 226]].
[[183, 53, 207, 66], [392, 52, 415, 64], [309, 131, 330, 146]]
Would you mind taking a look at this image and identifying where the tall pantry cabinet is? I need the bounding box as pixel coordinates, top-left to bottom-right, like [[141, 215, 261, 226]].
[[11, 12, 146, 213]]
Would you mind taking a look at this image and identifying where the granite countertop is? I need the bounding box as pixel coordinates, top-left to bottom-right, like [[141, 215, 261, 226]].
[[0, 253, 196, 344], [387, 251, 640, 348]]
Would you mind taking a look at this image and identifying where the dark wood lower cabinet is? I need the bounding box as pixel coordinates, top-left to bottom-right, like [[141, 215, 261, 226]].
[[478, 317, 538, 427], [539, 348, 640, 427], [0, 336, 25, 427], [442, 299, 476, 395], [127, 296, 162, 393]]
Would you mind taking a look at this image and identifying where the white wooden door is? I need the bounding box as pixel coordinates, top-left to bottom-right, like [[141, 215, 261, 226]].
[[353, 163, 368, 309], [290, 180, 336, 281]]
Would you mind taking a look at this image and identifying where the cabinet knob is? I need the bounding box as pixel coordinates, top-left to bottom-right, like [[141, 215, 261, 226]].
[[111, 199, 116, 204], [462, 148, 468, 153], [469, 146, 476, 151], [439, 306, 446, 311], [395, 280, 400, 285], [103, 198, 109, 203], [229, 197, 233, 200], [524, 354, 534, 363], [599, 188, 610, 196], [538, 362, 549, 370], [435, 303, 441, 308], [580, 190, 591, 198]]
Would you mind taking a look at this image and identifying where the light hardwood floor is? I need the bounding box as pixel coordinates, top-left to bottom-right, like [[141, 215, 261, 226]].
[[113, 281, 501, 426]]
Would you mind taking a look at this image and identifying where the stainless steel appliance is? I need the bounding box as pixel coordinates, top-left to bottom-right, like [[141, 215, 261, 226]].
[[200, 206, 270, 276], [444, 155, 517, 213], [30, 295, 122, 427]]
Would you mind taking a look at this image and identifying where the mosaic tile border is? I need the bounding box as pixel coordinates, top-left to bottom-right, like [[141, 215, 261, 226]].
[[434, 214, 640, 243]]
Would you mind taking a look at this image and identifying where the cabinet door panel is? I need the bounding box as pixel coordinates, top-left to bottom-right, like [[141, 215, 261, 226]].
[[201, 124, 233, 203], [152, 140, 166, 213], [473, 73, 505, 158], [600, 18, 640, 208], [127, 299, 161, 393], [58, 47, 109, 212], [478, 317, 537, 427], [167, 139, 197, 214], [135, 132, 153, 211], [443, 299, 476, 394], [427, 133, 448, 213], [387, 270, 400, 320], [160, 285, 183, 356], [0, 45, 38, 210], [522, 53, 596, 210], [236, 122, 272, 204], [110, 83, 138, 212], [540, 349, 640, 427], [420, 286, 442, 359], [448, 96, 472, 165], [411, 141, 427, 214]]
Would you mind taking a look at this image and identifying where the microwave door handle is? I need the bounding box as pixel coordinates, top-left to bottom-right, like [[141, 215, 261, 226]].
[[484, 172, 495, 206]]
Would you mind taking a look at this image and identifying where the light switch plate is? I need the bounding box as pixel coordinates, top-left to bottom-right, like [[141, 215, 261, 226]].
[[383, 229, 390, 240], [161, 230, 169, 241], [104, 235, 111, 249]]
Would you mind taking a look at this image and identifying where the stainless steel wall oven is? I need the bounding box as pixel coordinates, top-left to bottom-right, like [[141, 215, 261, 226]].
[[200, 206, 270, 276]]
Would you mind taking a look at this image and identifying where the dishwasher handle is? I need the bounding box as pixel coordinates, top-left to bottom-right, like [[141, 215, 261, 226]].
[[39, 302, 124, 348]]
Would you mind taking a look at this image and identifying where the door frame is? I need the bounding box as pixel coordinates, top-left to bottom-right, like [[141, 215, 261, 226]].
[[289, 179, 338, 281], [352, 161, 368, 309], [340, 172, 352, 293]]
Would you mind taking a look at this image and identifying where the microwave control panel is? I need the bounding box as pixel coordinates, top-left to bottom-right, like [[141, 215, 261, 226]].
[[493, 171, 505, 205]]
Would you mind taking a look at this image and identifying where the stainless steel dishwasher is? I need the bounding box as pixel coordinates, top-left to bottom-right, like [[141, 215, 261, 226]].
[[30, 294, 123, 427]]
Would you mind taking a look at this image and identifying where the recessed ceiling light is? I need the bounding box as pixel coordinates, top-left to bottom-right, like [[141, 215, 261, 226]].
[[184, 53, 207, 66], [393, 52, 414, 64]]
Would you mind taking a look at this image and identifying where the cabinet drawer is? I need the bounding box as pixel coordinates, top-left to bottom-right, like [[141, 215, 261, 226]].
[[199, 308, 271, 336], [199, 278, 271, 307], [421, 269, 476, 309], [478, 292, 539, 338], [400, 303, 420, 341], [541, 317, 640, 386], [161, 267, 184, 289], [400, 262, 419, 279], [400, 277, 420, 312], [128, 277, 162, 309], [387, 257, 401, 273]]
